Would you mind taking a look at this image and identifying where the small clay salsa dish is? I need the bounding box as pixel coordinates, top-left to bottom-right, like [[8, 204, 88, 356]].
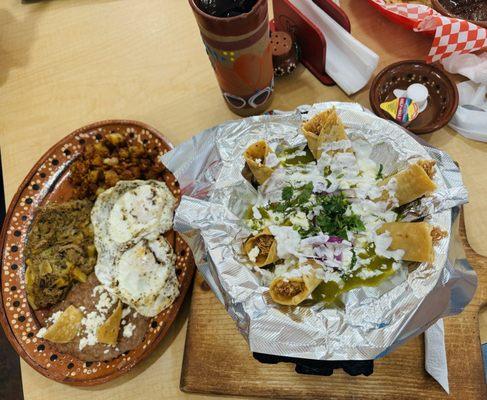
[[0, 120, 195, 385], [369, 60, 459, 134]]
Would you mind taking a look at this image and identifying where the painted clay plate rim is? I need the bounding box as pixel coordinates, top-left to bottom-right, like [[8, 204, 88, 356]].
[[0, 120, 196, 386]]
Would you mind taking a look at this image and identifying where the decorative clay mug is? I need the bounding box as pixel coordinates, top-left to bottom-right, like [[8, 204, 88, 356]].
[[189, 0, 274, 116]]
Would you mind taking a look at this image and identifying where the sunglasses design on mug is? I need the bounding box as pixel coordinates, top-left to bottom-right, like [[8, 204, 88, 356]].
[[223, 78, 274, 109]]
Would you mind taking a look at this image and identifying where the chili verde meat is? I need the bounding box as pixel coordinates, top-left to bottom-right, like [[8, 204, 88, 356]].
[[25, 200, 96, 309]]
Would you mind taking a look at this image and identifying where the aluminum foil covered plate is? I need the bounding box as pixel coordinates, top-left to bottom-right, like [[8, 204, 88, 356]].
[[162, 102, 477, 360]]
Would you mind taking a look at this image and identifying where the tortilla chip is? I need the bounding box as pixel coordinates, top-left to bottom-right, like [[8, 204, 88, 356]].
[[269, 274, 322, 306], [97, 301, 122, 346], [43, 305, 83, 343], [243, 140, 276, 185], [243, 227, 279, 268], [378, 221, 435, 263], [379, 162, 437, 206], [301, 108, 348, 160]]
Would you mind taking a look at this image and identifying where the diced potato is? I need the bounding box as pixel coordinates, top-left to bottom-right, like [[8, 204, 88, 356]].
[[87, 244, 96, 258], [71, 267, 87, 283], [38, 260, 52, 276], [104, 170, 119, 187], [54, 277, 69, 288], [106, 133, 124, 145], [93, 142, 109, 156], [103, 157, 119, 166], [88, 169, 101, 183]]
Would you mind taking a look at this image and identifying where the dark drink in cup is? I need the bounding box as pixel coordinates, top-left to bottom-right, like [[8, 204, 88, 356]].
[[189, 0, 274, 116], [197, 0, 257, 17]]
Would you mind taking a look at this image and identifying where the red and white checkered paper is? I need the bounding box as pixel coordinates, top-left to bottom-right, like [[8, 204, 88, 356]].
[[370, 0, 487, 62]]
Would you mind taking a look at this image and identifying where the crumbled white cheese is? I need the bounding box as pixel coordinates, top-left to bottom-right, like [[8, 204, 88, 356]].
[[281, 262, 313, 279], [123, 323, 136, 338], [268, 225, 301, 259], [36, 327, 47, 338], [247, 246, 260, 263], [79, 311, 105, 350], [357, 268, 383, 280], [121, 307, 131, 319], [315, 269, 344, 288], [95, 291, 117, 315], [92, 285, 105, 298], [37, 310, 64, 338], [289, 211, 310, 231], [48, 311, 63, 324], [79, 287, 119, 350]]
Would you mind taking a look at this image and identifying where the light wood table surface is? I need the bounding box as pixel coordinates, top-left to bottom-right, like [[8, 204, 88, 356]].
[[0, 0, 485, 399]]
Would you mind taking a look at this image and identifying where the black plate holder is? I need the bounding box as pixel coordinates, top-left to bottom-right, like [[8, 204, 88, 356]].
[[253, 352, 374, 376]]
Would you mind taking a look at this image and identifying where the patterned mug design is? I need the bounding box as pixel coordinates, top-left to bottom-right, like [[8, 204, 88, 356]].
[[205, 39, 274, 110], [190, 0, 274, 116]]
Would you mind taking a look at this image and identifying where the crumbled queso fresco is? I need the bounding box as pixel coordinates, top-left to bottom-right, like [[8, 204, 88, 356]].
[[78, 285, 119, 350], [245, 139, 405, 300], [37, 285, 138, 348], [123, 323, 136, 338], [36, 310, 63, 339]]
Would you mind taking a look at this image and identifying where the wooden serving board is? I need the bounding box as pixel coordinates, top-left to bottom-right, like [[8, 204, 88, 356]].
[[181, 217, 487, 399]]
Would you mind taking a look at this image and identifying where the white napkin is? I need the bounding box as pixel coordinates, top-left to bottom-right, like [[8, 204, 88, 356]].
[[425, 319, 450, 394], [442, 53, 487, 85], [441, 53, 487, 142], [449, 81, 487, 142], [288, 0, 379, 95]]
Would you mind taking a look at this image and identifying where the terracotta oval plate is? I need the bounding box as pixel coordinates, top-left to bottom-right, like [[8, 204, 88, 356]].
[[0, 120, 195, 386]]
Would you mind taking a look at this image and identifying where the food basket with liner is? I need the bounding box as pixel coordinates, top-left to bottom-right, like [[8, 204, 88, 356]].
[[161, 102, 476, 374], [365, 1, 487, 63]]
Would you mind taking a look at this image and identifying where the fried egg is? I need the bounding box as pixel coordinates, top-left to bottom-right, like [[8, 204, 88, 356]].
[[92, 180, 176, 247], [97, 235, 179, 317], [91, 180, 180, 317]]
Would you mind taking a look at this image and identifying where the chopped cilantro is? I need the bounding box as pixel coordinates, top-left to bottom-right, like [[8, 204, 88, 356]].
[[281, 186, 294, 201], [273, 182, 314, 213], [295, 182, 313, 204], [306, 193, 365, 239], [251, 185, 364, 240]]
